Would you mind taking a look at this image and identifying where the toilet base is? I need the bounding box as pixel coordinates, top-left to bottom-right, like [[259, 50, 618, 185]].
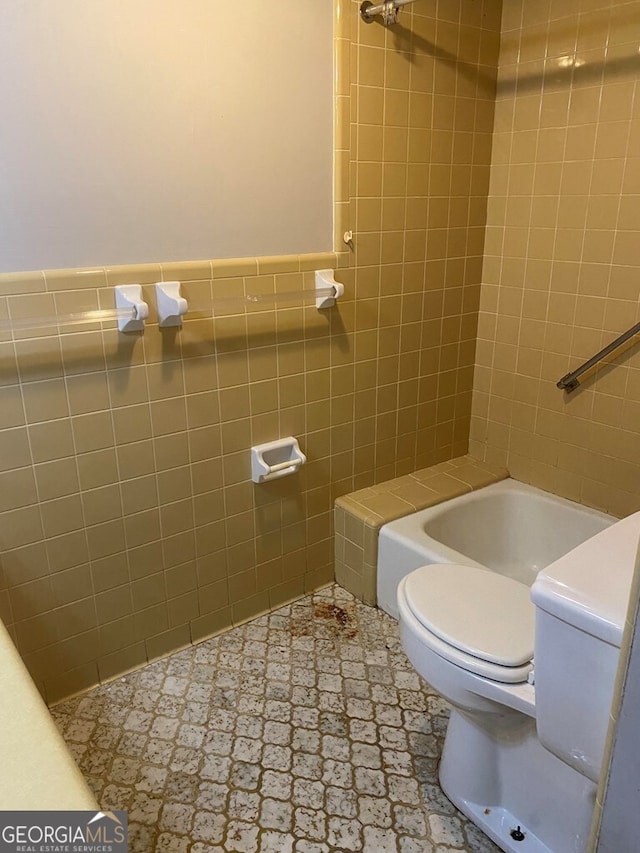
[[439, 708, 596, 853], [459, 803, 550, 853]]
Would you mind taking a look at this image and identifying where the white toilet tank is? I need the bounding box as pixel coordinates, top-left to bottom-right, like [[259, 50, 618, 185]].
[[531, 511, 640, 783]]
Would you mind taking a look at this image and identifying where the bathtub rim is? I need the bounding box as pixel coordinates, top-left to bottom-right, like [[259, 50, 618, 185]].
[[377, 478, 615, 619]]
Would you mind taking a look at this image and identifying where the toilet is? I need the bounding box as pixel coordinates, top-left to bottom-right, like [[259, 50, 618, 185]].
[[397, 511, 640, 853]]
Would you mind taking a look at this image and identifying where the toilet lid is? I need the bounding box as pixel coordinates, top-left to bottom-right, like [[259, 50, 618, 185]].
[[404, 564, 535, 668]]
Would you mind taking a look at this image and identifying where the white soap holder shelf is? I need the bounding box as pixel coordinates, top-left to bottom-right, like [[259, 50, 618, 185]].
[[251, 437, 306, 484]]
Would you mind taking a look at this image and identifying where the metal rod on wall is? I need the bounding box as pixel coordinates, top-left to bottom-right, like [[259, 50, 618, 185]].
[[557, 321, 640, 392]]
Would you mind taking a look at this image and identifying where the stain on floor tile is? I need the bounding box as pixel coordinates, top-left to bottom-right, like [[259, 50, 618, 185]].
[[54, 585, 499, 853]]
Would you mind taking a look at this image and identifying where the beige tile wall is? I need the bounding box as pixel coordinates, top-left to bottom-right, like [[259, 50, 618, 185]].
[[345, 0, 501, 479], [0, 256, 347, 702], [0, 0, 502, 703], [470, 0, 640, 518]]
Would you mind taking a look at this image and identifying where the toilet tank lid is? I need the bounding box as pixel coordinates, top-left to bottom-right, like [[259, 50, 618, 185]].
[[531, 511, 640, 647]]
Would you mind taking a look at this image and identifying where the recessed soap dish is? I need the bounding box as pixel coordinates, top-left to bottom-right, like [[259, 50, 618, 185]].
[[251, 437, 306, 484]]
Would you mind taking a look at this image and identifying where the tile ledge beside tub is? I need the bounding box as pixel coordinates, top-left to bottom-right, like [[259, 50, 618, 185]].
[[334, 454, 509, 606], [0, 618, 97, 809]]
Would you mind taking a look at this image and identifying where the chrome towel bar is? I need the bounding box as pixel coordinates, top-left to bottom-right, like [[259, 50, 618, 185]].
[[557, 321, 640, 392]]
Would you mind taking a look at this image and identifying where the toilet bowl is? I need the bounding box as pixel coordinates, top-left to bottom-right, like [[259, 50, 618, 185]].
[[398, 565, 538, 719], [398, 564, 597, 853], [397, 540, 636, 853]]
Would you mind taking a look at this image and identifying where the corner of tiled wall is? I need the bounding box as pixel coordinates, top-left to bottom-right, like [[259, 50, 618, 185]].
[[471, 0, 640, 520]]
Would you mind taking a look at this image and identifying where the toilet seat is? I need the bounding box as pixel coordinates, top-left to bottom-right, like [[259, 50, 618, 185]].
[[401, 564, 535, 684]]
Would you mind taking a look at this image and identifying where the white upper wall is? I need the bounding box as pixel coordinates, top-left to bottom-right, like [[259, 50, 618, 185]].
[[0, 1, 334, 272]]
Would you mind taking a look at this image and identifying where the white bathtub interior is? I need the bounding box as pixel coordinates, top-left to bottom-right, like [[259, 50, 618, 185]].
[[378, 479, 615, 619]]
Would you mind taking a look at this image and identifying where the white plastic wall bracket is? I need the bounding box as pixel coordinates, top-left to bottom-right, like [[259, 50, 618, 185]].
[[156, 281, 188, 327], [251, 437, 306, 484], [315, 269, 345, 309], [115, 284, 149, 332]]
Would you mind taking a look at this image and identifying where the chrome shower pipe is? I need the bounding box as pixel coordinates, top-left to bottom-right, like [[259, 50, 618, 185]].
[[360, 0, 418, 25]]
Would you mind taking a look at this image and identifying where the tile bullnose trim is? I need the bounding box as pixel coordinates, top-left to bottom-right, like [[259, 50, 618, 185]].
[[334, 454, 509, 606], [0, 252, 340, 295]]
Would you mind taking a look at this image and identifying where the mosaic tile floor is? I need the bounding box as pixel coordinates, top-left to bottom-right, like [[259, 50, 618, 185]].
[[54, 585, 499, 853]]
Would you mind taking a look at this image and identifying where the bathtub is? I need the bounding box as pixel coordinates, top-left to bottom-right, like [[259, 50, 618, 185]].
[[377, 479, 615, 619]]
